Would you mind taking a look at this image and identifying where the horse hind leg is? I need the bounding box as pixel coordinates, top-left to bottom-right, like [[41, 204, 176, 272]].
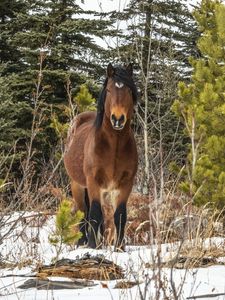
[[71, 181, 89, 246]]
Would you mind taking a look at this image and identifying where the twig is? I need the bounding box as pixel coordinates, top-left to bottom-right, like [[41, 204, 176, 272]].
[[187, 293, 225, 299], [0, 274, 36, 279], [2, 211, 54, 227]]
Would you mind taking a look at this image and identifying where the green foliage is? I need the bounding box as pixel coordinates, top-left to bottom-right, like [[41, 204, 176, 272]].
[[50, 83, 97, 140], [49, 199, 84, 246], [0, 0, 112, 194], [173, 0, 225, 208], [0, 75, 31, 179], [112, 0, 199, 190], [114, 0, 199, 79], [74, 84, 96, 112], [50, 113, 69, 140]]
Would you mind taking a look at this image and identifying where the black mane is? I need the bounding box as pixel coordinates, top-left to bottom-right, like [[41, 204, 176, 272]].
[[94, 66, 137, 128]]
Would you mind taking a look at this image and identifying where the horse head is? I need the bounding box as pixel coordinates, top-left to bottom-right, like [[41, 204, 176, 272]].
[[95, 63, 137, 130]]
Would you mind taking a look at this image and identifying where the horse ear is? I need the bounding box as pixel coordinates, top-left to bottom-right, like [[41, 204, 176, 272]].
[[107, 63, 115, 77], [126, 63, 133, 77]]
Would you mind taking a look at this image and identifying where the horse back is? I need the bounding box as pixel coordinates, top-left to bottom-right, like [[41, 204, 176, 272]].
[[64, 111, 96, 186]]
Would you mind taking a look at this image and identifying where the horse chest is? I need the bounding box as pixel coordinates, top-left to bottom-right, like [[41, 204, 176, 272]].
[[99, 145, 130, 179], [88, 131, 137, 188]]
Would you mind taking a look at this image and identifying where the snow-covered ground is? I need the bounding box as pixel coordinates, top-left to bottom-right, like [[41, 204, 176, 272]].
[[0, 212, 225, 300]]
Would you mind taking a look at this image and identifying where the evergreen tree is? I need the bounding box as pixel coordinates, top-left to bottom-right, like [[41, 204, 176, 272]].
[[49, 199, 84, 247], [110, 0, 199, 193], [113, 0, 199, 78], [0, 0, 114, 184], [74, 84, 96, 112], [0, 76, 31, 177], [0, 0, 27, 75], [0, 0, 31, 180], [50, 83, 97, 140], [173, 0, 225, 208]]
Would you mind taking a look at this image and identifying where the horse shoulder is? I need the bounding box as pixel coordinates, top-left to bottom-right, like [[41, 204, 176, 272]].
[[117, 134, 138, 182], [122, 133, 137, 160]]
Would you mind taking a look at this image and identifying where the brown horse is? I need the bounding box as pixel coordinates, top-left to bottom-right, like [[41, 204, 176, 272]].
[[64, 63, 138, 249]]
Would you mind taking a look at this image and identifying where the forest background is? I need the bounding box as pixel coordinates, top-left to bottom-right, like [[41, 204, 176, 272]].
[[0, 0, 225, 217]]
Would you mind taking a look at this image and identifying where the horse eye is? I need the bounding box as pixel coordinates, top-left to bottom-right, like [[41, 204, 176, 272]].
[[106, 88, 111, 93]]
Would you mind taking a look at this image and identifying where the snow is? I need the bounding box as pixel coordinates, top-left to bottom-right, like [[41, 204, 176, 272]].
[[0, 212, 225, 300], [79, 0, 130, 13]]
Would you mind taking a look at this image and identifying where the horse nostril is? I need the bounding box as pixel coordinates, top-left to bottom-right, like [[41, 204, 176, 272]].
[[119, 115, 125, 124], [111, 114, 116, 124], [111, 114, 125, 128]]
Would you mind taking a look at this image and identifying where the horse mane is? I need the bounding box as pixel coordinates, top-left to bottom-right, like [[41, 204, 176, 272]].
[[94, 66, 137, 129]]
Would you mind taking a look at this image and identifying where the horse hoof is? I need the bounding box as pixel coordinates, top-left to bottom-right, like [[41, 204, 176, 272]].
[[87, 241, 97, 249], [77, 236, 88, 247], [87, 241, 103, 249]]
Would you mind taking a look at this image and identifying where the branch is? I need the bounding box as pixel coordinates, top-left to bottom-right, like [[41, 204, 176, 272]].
[[187, 293, 225, 299]]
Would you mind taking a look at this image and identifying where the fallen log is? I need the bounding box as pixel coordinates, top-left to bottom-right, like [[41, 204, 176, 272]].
[[37, 253, 124, 281], [18, 278, 96, 290]]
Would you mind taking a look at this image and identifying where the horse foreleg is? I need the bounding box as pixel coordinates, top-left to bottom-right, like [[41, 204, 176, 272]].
[[114, 185, 132, 251], [101, 202, 116, 246], [88, 200, 103, 248], [114, 202, 127, 250], [86, 177, 104, 248]]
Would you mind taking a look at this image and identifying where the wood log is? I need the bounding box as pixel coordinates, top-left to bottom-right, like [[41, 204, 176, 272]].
[[18, 278, 96, 290], [37, 254, 124, 280]]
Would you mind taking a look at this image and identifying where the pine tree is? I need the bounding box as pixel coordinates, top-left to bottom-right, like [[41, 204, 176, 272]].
[[113, 0, 199, 78], [0, 0, 27, 75], [74, 84, 96, 112], [49, 199, 84, 250], [0, 0, 32, 181], [173, 0, 225, 208], [0, 0, 114, 185], [50, 83, 96, 139], [110, 0, 199, 193]]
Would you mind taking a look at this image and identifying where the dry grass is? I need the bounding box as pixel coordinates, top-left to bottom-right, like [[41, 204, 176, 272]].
[[127, 192, 225, 245]]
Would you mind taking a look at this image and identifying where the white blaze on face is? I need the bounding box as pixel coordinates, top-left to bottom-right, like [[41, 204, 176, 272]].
[[115, 82, 124, 89]]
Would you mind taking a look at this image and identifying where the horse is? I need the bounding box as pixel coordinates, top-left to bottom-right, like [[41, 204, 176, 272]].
[[64, 63, 138, 250]]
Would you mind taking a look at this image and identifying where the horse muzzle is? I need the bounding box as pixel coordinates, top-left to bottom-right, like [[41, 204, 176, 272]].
[[111, 114, 126, 130]]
